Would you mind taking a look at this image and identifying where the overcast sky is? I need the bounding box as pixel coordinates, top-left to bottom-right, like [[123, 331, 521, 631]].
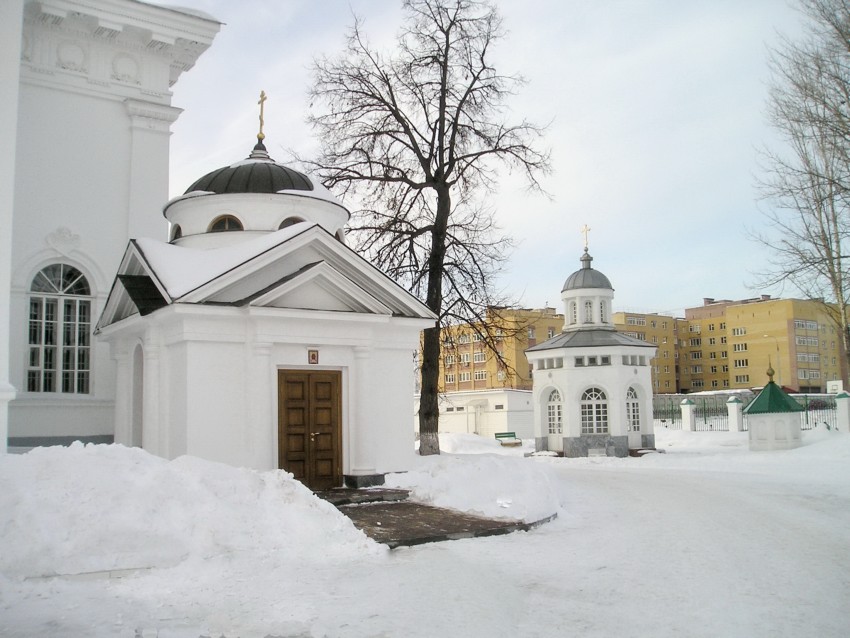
[[167, 0, 808, 317]]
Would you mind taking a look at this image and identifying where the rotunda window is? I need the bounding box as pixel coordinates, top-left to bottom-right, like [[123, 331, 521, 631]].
[[209, 215, 243, 233], [626, 386, 640, 432], [569, 301, 577, 325], [581, 387, 608, 434], [279, 217, 305, 230], [547, 389, 562, 434], [584, 300, 593, 323]]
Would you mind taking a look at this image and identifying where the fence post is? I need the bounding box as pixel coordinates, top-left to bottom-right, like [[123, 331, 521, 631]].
[[680, 398, 695, 432], [835, 392, 850, 434], [726, 396, 744, 432]]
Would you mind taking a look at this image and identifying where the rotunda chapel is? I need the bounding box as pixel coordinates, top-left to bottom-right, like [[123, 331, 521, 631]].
[[526, 245, 656, 457]]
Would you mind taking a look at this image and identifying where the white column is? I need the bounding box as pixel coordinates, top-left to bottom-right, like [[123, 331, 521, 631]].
[[142, 341, 161, 456], [835, 392, 850, 434], [351, 346, 375, 475], [726, 397, 744, 432], [0, 0, 24, 454], [680, 399, 696, 432]]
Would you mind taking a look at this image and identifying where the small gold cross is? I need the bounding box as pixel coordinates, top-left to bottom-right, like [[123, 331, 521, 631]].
[[257, 90, 267, 140], [580, 224, 591, 249]]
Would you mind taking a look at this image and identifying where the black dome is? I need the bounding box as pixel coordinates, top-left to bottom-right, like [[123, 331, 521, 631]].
[[562, 249, 613, 291], [184, 140, 314, 195]]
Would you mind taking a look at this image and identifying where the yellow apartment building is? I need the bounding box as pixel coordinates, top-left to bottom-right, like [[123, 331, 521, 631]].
[[431, 296, 847, 397], [692, 296, 846, 393], [611, 312, 682, 393], [438, 307, 564, 392]]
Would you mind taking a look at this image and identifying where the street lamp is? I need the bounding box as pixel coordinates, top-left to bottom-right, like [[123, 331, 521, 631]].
[[763, 334, 780, 386]]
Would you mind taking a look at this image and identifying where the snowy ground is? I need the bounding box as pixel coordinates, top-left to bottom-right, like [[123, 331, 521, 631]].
[[2, 428, 849, 637]]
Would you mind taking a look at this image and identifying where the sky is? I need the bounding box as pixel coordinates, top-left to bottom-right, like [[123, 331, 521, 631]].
[[3, 429, 849, 636], [166, 0, 809, 317]]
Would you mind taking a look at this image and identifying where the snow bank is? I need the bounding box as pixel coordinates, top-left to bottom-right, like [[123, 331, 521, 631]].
[[385, 452, 560, 523], [0, 443, 376, 579]]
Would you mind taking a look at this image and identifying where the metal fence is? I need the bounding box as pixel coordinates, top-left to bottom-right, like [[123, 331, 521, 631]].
[[742, 393, 837, 431], [654, 391, 838, 432], [653, 395, 683, 430]]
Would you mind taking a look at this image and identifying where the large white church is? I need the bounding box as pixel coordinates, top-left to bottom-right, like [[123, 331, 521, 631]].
[[1, 0, 221, 451], [1, 1, 435, 491]]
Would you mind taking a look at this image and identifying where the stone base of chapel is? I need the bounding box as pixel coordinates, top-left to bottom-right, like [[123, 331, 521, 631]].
[[344, 473, 387, 488], [563, 434, 629, 458]]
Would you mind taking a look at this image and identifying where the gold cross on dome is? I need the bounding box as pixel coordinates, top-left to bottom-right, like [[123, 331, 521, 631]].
[[581, 224, 591, 249], [257, 90, 267, 140]]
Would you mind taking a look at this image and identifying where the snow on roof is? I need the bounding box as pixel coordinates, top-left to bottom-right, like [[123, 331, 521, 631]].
[[136, 222, 315, 298]]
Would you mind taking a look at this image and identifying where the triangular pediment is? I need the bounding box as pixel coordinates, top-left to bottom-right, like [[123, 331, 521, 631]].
[[245, 262, 394, 314], [95, 241, 172, 332], [178, 225, 434, 319]]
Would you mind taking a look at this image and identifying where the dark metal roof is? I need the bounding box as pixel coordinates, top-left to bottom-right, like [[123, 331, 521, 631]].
[[118, 275, 168, 316], [184, 139, 314, 195], [562, 249, 613, 292], [526, 328, 656, 352]]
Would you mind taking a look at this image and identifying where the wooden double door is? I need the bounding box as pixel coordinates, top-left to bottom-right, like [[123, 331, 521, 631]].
[[277, 370, 342, 491]]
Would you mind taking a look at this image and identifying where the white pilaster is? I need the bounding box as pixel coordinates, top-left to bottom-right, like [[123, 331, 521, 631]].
[[0, 0, 24, 454], [680, 399, 696, 432], [726, 397, 744, 432], [142, 341, 161, 455], [835, 392, 850, 434], [351, 346, 375, 474]]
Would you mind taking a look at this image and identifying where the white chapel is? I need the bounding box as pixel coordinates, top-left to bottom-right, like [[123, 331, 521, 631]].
[[526, 245, 656, 456], [95, 130, 436, 490]]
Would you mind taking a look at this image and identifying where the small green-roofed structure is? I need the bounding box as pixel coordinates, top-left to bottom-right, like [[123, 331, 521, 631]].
[[745, 364, 804, 451]]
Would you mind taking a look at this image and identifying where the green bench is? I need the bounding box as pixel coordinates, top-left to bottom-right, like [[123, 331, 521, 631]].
[[495, 432, 522, 447]]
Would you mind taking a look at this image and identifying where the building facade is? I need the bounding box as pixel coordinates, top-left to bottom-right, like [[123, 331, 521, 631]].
[[3, 0, 219, 450]]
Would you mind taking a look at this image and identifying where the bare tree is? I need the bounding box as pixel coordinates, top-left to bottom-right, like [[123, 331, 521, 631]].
[[307, 0, 550, 454], [756, 0, 850, 374]]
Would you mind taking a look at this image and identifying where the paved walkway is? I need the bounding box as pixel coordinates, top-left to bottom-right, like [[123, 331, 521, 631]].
[[317, 488, 555, 548]]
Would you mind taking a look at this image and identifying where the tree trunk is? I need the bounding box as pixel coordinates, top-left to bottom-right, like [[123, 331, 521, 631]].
[[417, 185, 451, 455]]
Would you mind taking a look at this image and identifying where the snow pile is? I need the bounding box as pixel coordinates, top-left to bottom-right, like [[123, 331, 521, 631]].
[[0, 443, 376, 579], [385, 452, 559, 523]]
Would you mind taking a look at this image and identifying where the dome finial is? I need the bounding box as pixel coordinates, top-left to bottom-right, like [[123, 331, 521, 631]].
[[767, 356, 775, 383], [257, 90, 267, 142]]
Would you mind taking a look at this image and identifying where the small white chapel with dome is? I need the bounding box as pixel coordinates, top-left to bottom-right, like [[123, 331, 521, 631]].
[[95, 120, 435, 490], [526, 235, 656, 457]]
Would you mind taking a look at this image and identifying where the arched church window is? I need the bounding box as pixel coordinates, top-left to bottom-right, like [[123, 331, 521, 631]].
[[209, 215, 243, 232], [27, 264, 92, 394], [547, 389, 562, 434], [581, 387, 608, 434], [569, 301, 577, 325], [599, 300, 607, 324], [584, 300, 593, 323], [170, 224, 182, 242], [279, 216, 305, 230], [626, 386, 640, 432]]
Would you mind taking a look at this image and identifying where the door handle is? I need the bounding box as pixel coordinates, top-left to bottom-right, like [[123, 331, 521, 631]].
[[310, 431, 321, 441]]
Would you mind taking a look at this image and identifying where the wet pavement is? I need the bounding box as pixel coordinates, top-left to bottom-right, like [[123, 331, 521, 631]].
[[317, 488, 555, 549]]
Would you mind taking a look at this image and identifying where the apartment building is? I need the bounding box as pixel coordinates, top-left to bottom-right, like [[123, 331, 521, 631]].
[[611, 312, 682, 393], [439, 307, 564, 392], [435, 296, 848, 397]]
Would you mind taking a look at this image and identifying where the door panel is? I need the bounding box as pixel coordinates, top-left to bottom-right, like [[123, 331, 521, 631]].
[[278, 371, 341, 490]]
